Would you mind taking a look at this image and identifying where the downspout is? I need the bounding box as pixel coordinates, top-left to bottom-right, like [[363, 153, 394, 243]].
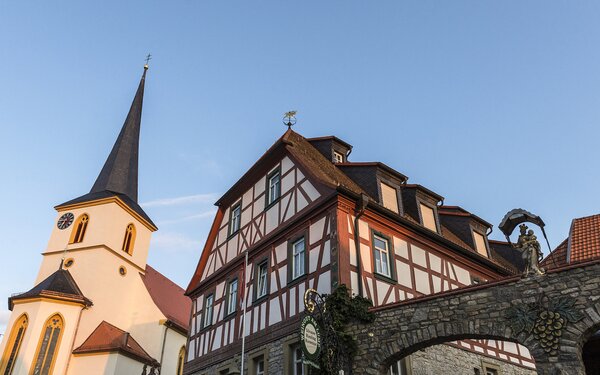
[[353, 193, 369, 297], [159, 320, 170, 373], [64, 305, 87, 375]]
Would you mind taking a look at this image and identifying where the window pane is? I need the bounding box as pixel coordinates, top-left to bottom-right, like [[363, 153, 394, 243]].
[[473, 231, 488, 257], [204, 295, 214, 327], [257, 263, 268, 297], [228, 280, 238, 314], [292, 238, 305, 279], [268, 172, 281, 204], [374, 235, 390, 277], [420, 204, 437, 232], [32, 327, 52, 375], [41, 328, 61, 375]]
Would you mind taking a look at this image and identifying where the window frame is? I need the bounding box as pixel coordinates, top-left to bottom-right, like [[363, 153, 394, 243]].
[[224, 278, 239, 318], [287, 233, 308, 284], [0, 313, 28, 375], [253, 258, 270, 303], [31, 313, 64, 375], [69, 213, 89, 244], [228, 201, 242, 237], [176, 346, 186, 375], [417, 199, 440, 234], [371, 230, 396, 283], [333, 150, 344, 163], [265, 167, 281, 209], [471, 228, 490, 258], [202, 293, 215, 329], [121, 223, 136, 255]]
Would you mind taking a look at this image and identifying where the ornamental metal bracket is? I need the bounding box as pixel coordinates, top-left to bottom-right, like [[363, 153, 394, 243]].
[[505, 294, 583, 356]]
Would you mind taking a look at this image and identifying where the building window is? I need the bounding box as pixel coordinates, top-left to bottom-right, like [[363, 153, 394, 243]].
[[380, 182, 399, 213], [69, 214, 89, 244], [226, 279, 238, 316], [373, 233, 392, 278], [388, 358, 409, 375], [333, 151, 344, 163], [473, 231, 489, 257], [229, 203, 241, 236], [290, 237, 306, 281], [485, 369, 497, 375], [31, 314, 64, 375], [176, 346, 186, 375], [419, 203, 438, 232], [292, 344, 304, 375], [203, 294, 214, 328], [255, 260, 269, 300], [0, 314, 28, 375], [266, 169, 281, 206], [253, 356, 265, 375], [122, 223, 136, 255]]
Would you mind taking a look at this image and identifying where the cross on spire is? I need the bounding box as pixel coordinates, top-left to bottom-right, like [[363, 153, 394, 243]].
[[144, 54, 152, 69]]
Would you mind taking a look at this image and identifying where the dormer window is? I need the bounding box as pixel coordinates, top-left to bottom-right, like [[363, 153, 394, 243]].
[[419, 203, 438, 232], [380, 182, 399, 213], [473, 231, 489, 257], [266, 168, 281, 206], [229, 202, 241, 236], [333, 151, 344, 163]]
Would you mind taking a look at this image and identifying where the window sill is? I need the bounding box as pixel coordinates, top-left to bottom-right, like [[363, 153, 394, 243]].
[[264, 197, 281, 211], [287, 274, 307, 287], [374, 272, 396, 285], [253, 294, 269, 306], [226, 230, 240, 241], [223, 311, 237, 322]]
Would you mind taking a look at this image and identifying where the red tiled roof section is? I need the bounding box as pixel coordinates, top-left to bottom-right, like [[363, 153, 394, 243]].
[[569, 214, 600, 263], [141, 265, 191, 333], [541, 239, 568, 269], [73, 321, 158, 365]]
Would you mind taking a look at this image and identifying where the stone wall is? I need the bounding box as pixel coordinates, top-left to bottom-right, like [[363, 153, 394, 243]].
[[407, 344, 536, 375]]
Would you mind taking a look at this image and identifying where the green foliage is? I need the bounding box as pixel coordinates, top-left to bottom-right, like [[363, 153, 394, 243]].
[[316, 284, 375, 374]]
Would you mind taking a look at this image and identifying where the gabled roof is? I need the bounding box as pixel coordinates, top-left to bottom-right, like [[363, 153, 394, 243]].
[[8, 268, 92, 310], [541, 213, 600, 268], [73, 321, 158, 366], [438, 206, 492, 228], [141, 265, 191, 334], [56, 67, 155, 229], [541, 239, 568, 269]]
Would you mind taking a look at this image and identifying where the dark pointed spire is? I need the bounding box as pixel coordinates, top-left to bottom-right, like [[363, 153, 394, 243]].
[[90, 66, 147, 202]]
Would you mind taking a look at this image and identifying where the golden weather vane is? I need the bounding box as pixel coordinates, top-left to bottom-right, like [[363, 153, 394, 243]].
[[283, 110, 297, 129]]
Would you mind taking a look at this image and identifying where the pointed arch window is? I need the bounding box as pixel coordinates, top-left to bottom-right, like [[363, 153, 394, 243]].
[[31, 314, 63, 375], [122, 224, 136, 255], [176, 346, 186, 375], [69, 214, 89, 244], [0, 314, 28, 375]]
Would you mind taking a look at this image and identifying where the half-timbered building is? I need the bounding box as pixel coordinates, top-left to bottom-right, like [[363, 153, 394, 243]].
[[184, 129, 535, 374]]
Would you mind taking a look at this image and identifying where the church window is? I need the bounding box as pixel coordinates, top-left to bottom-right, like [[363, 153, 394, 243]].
[[203, 294, 214, 328], [31, 314, 63, 375], [225, 279, 238, 316], [373, 233, 392, 278], [122, 224, 136, 255], [229, 203, 241, 236], [63, 258, 74, 268], [69, 214, 89, 244], [176, 346, 185, 375], [0, 314, 28, 375], [266, 168, 281, 206]]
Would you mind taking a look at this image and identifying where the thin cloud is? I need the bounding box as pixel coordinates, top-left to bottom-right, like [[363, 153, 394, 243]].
[[158, 209, 217, 225], [152, 232, 203, 252], [141, 193, 217, 208], [0, 310, 10, 333]]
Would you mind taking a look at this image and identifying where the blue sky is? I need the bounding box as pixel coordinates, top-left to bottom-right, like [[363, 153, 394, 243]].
[[1, 1, 600, 334]]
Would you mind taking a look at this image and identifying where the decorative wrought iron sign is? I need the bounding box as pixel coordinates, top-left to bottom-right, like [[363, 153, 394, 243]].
[[300, 315, 321, 369], [505, 294, 583, 356]]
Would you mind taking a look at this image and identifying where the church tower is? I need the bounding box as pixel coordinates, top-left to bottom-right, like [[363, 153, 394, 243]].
[[0, 65, 189, 375]]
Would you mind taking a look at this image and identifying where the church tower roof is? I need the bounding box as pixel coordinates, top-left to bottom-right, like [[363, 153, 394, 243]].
[[56, 66, 156, 229]]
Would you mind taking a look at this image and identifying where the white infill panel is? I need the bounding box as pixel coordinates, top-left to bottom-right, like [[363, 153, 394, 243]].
[[350, 271, 359, 295], [275, 242, 287, 264], [253, 196, 265, 217], [269, 297, 282, 325], [322, 240, 330, 266], [289, 287, 296, 317], [414, 268, 430, 294], [283, 193, 296, 222], [281, 156, 293, 174], [432, 275, 441, 293], [360, 243, 372, 272], [429, 253, 441, 273], [282, 171, 294, 194], [223, 320, 229, 345], [229, 319, 235, 343], [349, 239, 357, 266], [279, 267, 287, 288], [244, 311, 251, 336], [298, 283, 306, 312], [216, 282, 225, 300], [213, 326, 222, 351], [358, 219, 369, 240], [454, 264, 471, 285], [254, 178, 266, 198], [347, 215, 354, 234], [241, 206, 251, 227], [309, 247, 319, 273], [297, 190, 308, 211], [309, 217, 326, 245], [394, 237, 409, 259], [301, 180, 320, 201], [188, 338, 196, 360], [296, 168, 305, 181], [380, 183, 399, 213], [318, 271, 331, 295], [265, 205, 279, 234], [260, 302, 267, 331], [411, 245, 427, 267], [376, 280, 387, 305]]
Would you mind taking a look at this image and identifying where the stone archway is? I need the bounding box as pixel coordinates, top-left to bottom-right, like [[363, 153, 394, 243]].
[[350, 261, 600, 375]]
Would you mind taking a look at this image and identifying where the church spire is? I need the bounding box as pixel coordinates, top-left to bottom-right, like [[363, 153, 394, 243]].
[[89, 66, 147, 202]]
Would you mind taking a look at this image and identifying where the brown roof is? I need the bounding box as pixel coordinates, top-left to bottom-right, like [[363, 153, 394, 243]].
[[569, 214, 600, 263], [141, 265, 191, 333], [541, 239, 568, 269], [73, 321, 158, 365]]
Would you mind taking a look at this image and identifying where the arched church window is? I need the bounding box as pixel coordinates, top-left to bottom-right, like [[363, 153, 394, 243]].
[[122, 224, 136, 255], [31, 314, 64, 375], [176, 346, 186, 375], [0, 314, 28, 375], [69, 214, 89, 244]]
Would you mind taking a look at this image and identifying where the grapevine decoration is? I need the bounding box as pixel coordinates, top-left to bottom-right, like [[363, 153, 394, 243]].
[[505, 294, 583, 356]]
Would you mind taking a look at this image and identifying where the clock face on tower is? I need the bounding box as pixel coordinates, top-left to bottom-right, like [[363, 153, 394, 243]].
[[57, 212, 75, 230]]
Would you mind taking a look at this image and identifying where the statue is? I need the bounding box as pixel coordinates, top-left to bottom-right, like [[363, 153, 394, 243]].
[[514, 224, 545, 276]]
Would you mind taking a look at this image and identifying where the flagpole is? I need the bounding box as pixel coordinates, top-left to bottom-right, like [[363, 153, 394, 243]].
[[240, 250, 249, 374]]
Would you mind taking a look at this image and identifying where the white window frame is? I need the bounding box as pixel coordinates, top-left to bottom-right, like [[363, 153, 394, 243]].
[[226, 279, 238, 315], [203, 294, 214, 328], [267, 170, 281, 205], [333, 150, 344, 163], [229, 203, 241, 235], [292, 237, 306, 280], [255, 358, 265, 375], [293, 344, 304, 375], [256, 261, 268, 299], [373, 234, 391, 278]]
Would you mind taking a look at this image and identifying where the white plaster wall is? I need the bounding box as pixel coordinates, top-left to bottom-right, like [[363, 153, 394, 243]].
[[68, 353, 118, 375]]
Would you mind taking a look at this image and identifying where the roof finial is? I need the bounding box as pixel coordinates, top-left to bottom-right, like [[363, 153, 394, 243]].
[[283, 110, 297, 129], [144, 53, 152, 70]]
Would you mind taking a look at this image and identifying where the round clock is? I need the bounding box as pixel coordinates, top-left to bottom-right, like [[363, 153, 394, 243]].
[[57, 212, 75, 230]]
